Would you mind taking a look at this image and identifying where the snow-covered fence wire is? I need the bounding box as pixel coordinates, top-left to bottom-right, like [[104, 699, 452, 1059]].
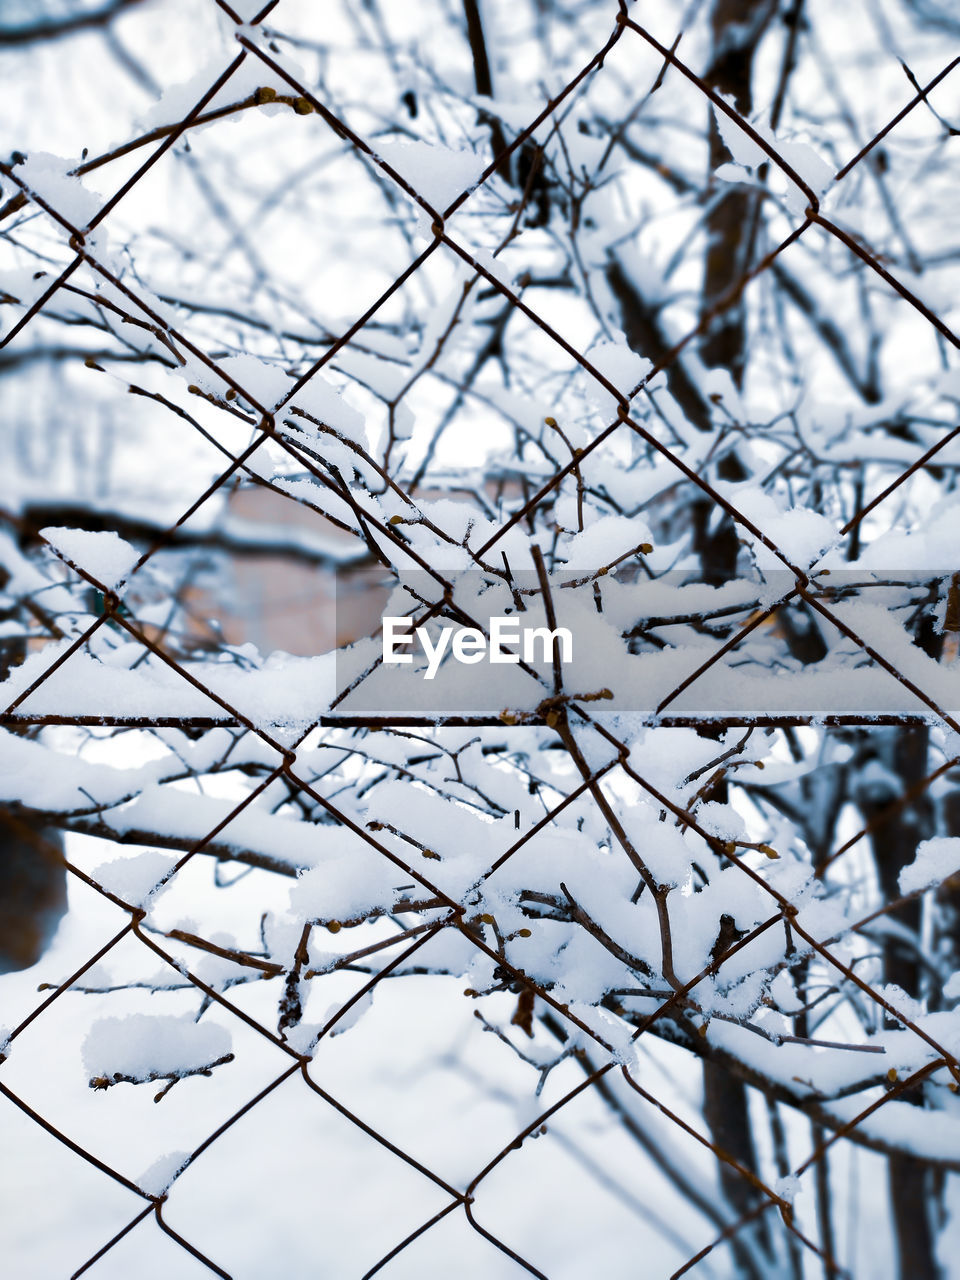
[[1, 0, 960, 1275]]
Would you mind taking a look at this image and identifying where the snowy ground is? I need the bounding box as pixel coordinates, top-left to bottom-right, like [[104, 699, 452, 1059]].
[[0, 826, 904, 1280]]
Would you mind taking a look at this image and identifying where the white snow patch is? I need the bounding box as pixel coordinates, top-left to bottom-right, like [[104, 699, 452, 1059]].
[[584, 339, 652, 418], [774, 1174, 803, 1205], [294, 374, 366, 441], [714, 104, 833, 215], [42, 527, 139, 591], [16, 152, 100, 227], [283, 1022, 323, 1056], [875, 984, 924, 1023], [720, 485, 838, 568], [289, 831, 404, 921], [374, 139, 486, 213], [560, 515, 652, 568], [899, 838, 960, 895], [91, 850, 178, 907], [322, 990, 374, 1037], [82, 1014, 232, 1082], [179, 352, 290, 411], [138, 1151, 191, 1196]]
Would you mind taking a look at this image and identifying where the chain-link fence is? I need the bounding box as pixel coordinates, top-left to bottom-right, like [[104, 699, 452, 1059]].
[[1, 0, 960, 1276]]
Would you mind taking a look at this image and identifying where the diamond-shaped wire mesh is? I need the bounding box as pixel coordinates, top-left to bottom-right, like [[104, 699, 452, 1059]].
[[1, 0, 960, 1275]]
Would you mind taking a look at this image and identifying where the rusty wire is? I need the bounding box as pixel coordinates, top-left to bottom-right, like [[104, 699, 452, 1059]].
[[0, 0, 959, 1275]]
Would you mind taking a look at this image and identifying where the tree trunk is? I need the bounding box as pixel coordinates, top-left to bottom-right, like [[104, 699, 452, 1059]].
[[695, 5, 777, 1263], [859, 724, 941, 1280], [0, 629, 68, 973]]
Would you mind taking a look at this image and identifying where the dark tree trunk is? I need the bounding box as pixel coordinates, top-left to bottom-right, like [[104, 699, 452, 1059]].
[[609, 5, 795, 1265], [858, 724, 941, 1280], [0, 629, 68, 973], [702, 1059, 768, 1254], [701, 0, 771, 384], [693, 0, 775, 580], [0, 813, 66, 973], [695, 5, 776, 1264]]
